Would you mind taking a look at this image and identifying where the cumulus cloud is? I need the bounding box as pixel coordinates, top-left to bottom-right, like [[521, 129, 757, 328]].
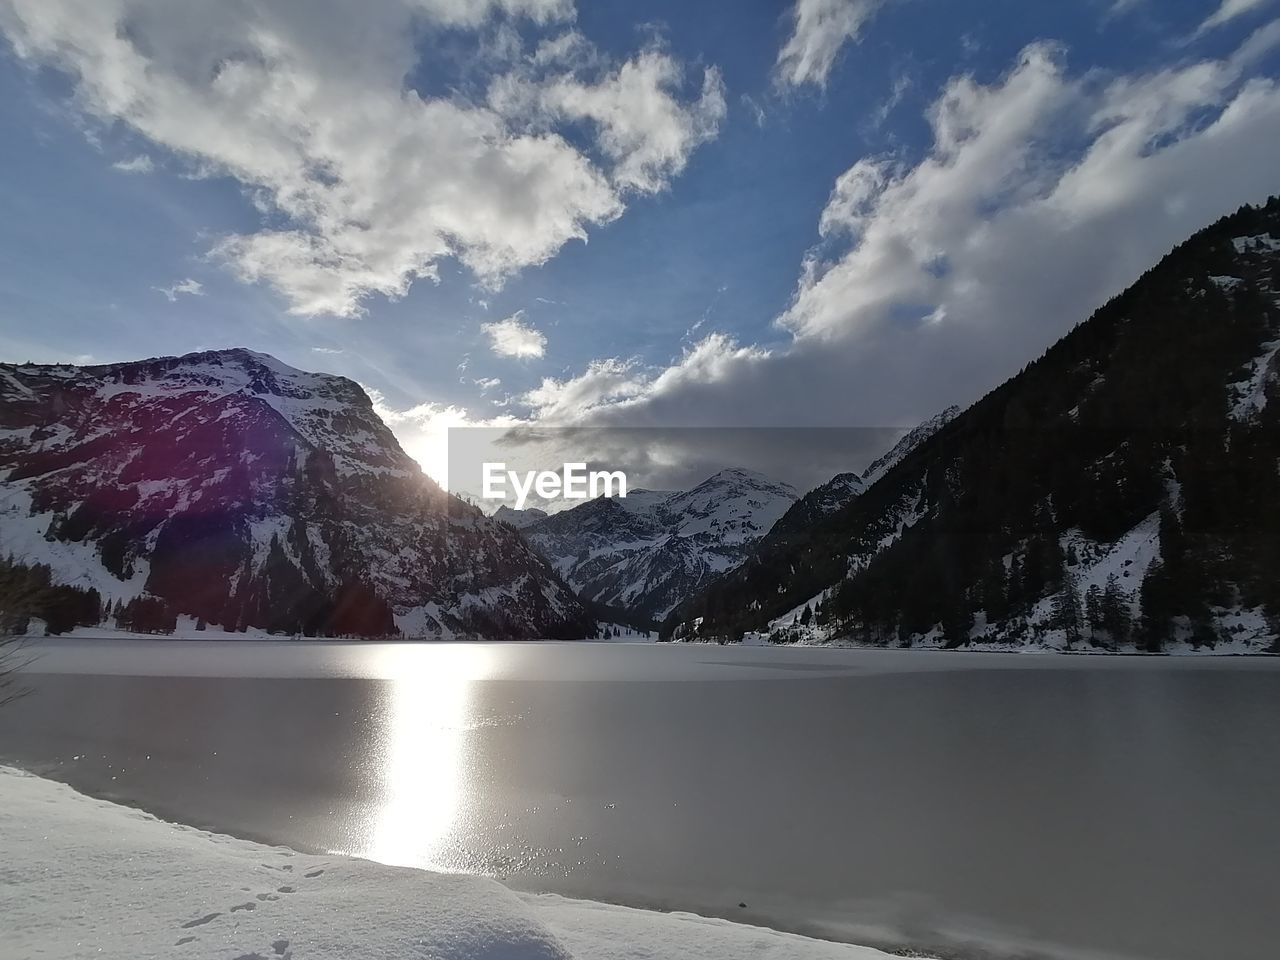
[[524, 357, 648, 419], [152, 278, 204, 302], [520, 334, 770, 423], [0, 0, 724, 317], [491, 48, 727, 192], [775, 0, 889, 89], [526, 25, 1280, 440], [349, 21, 1280, 492], [482, 311, 547, 358]]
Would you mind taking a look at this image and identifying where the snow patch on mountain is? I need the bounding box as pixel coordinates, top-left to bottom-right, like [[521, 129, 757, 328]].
[[1229, 338, 1280, 421], [848, 484, 929, 575], [1232, 233, 1280, 254], [0, 486, 153, 605], [1060, 511, 1162, 604]]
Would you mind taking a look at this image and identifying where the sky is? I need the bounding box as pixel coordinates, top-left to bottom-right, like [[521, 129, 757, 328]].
[[1, 0, 1279, 490]]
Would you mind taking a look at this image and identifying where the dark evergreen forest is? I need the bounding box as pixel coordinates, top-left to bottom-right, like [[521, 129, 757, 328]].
[[667, 199, 1280, 651]]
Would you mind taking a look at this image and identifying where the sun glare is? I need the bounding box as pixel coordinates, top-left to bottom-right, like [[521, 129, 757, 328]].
[[362, 645, 493, 870]]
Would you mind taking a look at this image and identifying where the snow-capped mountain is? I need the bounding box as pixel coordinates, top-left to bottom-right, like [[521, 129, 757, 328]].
[[0, 348, 592, 639], [515, 467, 798, 622], [670, 199, 1280, 652]]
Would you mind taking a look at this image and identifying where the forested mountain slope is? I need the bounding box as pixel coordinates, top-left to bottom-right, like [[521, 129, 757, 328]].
[[667, 199, 1280, 652], [767, 406, 959, 542]]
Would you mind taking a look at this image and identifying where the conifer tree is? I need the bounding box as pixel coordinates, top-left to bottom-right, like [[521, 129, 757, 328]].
[[1101, 574, 1131, 646]]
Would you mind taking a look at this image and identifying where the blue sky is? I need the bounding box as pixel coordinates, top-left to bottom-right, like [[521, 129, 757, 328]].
[[1, 0, 1278, 482]]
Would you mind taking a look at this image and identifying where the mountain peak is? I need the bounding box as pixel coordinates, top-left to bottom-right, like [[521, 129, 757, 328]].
[[0, 349, 592, 640], [692, 466, 798, 495], [518, 466, 799, 621]]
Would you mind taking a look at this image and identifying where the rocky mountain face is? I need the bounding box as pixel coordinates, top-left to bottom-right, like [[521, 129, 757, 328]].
[[0, 348, 593, 639], [509, 468, 798, 623], [669, 199, 1280, 653]]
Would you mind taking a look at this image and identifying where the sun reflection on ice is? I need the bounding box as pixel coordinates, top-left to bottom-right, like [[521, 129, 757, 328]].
[[362, 644, 493, 870]]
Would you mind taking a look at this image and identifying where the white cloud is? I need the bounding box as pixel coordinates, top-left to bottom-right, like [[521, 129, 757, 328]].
[[781, 31, 1280, 344], [775, 0, 888, 89], [111, 154, 154, 174], [152, 278, 204, 302], [481, 310, 547, 358], [367, 386, 520, 485], [416, 0, 573, 28], [524, 357, 647, 419], [492, 49, 727, 193], [0, 0, 723, 318], [520, 334, 769, 422], [523, 26, 1280, 436], [345, 22, 1280, 490], [1200, 0, 1273, 33], [474, 376, 502, 391]]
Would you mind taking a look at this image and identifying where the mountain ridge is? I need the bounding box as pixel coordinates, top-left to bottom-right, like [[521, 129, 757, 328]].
[[768, 406, 961, 541], [0, 348, 593, 639], [667, 198, 1280, 653], [518, 467, 798, 622]]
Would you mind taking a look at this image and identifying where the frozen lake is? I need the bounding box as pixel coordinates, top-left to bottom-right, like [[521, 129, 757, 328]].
[[3, 639, 1279, 960]]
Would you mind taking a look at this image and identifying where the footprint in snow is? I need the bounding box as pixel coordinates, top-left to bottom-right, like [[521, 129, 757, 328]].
[[180, 913, 220, 929]]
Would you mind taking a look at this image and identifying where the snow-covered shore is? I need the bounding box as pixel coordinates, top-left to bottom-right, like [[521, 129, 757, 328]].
[[1, 765, 905, 960]]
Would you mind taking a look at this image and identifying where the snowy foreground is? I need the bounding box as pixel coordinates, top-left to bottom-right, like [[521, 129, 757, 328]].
[[1, 766, 905, 960]]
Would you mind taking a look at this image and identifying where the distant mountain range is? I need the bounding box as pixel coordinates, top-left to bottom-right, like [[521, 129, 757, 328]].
[[6, 200, 1279, 652], [0, 348, 591, 639], [667, 198, 1280, 653], [501, 468, 798, 624]]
